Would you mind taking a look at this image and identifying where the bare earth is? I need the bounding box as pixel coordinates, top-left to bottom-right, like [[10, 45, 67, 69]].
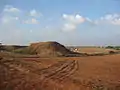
[[0, 53, 120, 90], [74, 47, 118, 54]]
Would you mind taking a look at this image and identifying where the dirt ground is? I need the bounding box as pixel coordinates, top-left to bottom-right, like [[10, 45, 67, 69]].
[[0, 53, 120, 90], [76, 47, 118, 54]]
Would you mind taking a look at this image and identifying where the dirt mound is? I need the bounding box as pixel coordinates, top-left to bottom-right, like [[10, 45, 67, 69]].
[[28, 41, 74, 57]]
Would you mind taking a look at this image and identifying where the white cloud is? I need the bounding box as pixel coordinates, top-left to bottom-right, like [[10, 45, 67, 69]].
[[1, 16, 19, 24], [94, 14, 120, 25], [1, 5, 41, 25], [112, 19, 120, 25], [3, 5, 21, 13], [30, 9, 42, 17], [86, 17, 93, 22], [102, 14, 119, 20], [62, 14, 85, 31], [0, 5, 20, 24], [23, 18, 39, 24], [63, 14, 85, 24], [63, 23, 76, 32], [15, 17, 19, 20]]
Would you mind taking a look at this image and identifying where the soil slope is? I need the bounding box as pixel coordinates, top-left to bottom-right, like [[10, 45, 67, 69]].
[[29, 41, 74, 57]]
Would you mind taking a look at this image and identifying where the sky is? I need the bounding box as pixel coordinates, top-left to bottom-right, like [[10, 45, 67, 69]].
[[0, 0, 120, 46]]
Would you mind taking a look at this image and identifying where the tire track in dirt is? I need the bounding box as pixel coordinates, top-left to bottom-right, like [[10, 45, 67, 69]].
[[39, 60, 78, 89], [52, 60, 78, 81], [41, 61, 74, 75], [0, 58, 79, 90], [38, 60, 70, 74], [40, 60, 77, 79]]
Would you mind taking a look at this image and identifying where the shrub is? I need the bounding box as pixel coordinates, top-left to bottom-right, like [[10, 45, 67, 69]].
[[13, 47, 31, 54], [109, 51, 116, 54]]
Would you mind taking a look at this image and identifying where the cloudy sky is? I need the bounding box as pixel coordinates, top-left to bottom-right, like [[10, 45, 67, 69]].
[[0, 0, 120, 46]]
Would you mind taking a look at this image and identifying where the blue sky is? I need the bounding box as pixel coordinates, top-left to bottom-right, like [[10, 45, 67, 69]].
[[0, 0, 120, 46]]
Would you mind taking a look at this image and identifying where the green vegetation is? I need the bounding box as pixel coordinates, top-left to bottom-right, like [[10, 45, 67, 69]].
[[13, 47, 31, 54], [0, 45, 31, 55], [106, 46, 120, 50]]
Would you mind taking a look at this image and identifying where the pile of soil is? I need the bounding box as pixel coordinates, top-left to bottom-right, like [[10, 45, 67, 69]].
[[28, 41, 75, 57]]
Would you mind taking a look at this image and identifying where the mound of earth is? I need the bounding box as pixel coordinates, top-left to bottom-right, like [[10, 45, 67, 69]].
[[28, 41, 76, 57]]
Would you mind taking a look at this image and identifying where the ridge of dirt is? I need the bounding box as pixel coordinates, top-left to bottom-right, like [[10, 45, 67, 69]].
[[28, 41, 75, 57]]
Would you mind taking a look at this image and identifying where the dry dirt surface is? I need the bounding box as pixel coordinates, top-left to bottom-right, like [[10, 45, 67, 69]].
[[74, 47, 117, 54], [0, 54, 120, 90], [29, 41, 74, 57]]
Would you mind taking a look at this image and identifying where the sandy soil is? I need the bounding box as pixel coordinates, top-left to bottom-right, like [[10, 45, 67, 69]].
[[76, 47, 117, 54], [0, 53, 120, 90]]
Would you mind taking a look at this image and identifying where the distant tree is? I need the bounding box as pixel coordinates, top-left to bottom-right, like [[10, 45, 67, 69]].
[[0, 43, 4, 52], [0, 43, 2, 52], [106, 46, 120, 50], [109, 51, 115, 54], [106, 46, 114, 49]]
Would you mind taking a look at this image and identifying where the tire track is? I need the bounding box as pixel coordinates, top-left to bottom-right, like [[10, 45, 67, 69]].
[[39, 60, 71, 74], [39, 60, 78, 88], [52, 60, 78, 82], [47, 60, 76, 79], [44, 60, 75, 77], [1, 59, 78, 89]]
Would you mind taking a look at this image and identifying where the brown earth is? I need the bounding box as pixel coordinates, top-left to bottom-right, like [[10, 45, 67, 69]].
[[73, 47, 118, 54], [28, 41, 76, 57], [0, 53, 120, 90]]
